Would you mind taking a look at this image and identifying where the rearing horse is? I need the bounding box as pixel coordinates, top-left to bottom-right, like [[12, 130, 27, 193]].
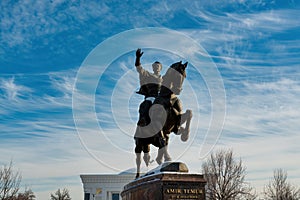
[[134, 61, 192, 178]]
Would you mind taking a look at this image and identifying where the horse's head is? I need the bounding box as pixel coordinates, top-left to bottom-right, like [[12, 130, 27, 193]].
[[160, 61, 188, 96], [170, 61, 188, 78]]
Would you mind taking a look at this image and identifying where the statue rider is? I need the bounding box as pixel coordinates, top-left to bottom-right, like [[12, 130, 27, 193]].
[[135, 48, 163, 127]]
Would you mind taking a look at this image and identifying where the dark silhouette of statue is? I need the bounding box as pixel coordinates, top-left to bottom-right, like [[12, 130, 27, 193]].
[[134, 49, 192, 178]]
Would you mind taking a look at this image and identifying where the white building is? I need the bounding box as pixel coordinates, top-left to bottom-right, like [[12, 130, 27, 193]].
[[80, 172, 135, 200]]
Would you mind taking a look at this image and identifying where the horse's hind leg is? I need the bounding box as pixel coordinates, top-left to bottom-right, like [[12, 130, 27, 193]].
[[162, 134, 171, 162], [163, 146, 172, 162], [142, 144, 151, 166], [156, 146, 172, 165], [143, 153, 150, 166], [135, 139, 144, 179], [136, 152, 150, 178], [156, 148, 163, 165], [135, 153, 141, 179]]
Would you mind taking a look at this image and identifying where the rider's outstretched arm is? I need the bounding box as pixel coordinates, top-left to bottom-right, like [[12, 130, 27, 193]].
[[135, 48, 150, 77]]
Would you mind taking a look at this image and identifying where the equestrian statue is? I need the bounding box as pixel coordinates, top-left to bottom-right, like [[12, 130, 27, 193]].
[[133, 49, 192, 178]]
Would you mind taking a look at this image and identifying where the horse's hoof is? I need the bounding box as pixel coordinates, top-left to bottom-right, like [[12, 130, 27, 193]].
[[187, 109, 193, 118], [165, 156, 172, 162], [181, 129, 189, 142], [135, 173, 140, 179], [156, 158, 162, 165]]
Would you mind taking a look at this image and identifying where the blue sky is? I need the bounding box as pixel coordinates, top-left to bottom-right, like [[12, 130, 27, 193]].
[[1, 0, 300, 199]]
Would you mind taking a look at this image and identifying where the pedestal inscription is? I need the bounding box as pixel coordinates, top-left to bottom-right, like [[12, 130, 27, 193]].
[[164, 183, 205, 200]]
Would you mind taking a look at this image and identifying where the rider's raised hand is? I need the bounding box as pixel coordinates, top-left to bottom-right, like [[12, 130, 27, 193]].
[[136, 48, 144, 58]]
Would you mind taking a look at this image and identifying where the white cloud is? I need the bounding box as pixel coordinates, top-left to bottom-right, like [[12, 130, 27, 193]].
[[0, 77, 32, 100]]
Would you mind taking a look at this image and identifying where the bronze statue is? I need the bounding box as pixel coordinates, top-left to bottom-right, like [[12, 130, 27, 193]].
[[134, 49, 192, 178]]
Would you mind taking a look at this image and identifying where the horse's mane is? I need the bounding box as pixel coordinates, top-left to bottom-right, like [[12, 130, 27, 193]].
[[170, 61, 187, 78]]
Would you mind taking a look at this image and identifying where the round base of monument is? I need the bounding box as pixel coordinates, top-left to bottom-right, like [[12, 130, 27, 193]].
[[121, 162, 206, 200]]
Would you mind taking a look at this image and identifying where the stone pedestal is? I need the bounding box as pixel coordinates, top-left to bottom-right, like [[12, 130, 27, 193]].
[[121, 162, 206, 200]]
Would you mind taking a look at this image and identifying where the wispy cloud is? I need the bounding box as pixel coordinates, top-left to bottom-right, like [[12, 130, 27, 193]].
[[0, 70, 96, 199], [0, 77, 32, 100], [1, 1, 108, 47]]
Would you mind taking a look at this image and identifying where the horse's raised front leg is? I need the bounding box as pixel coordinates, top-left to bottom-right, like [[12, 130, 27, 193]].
[[178, 109, 192, 141]]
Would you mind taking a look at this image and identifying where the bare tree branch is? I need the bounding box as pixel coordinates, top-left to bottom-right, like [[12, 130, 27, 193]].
[[264, 168, 300, 200], [0, 161, 22, 200], [50, 188, 71, 200], [202, 149, 257, 200]]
